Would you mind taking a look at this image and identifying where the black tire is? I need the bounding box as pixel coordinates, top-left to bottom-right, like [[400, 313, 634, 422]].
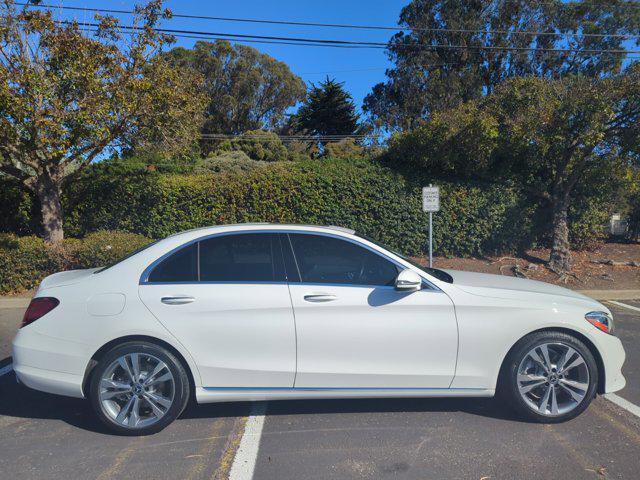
[[500, 331, 598, 423], [89, 341, 190, 435]]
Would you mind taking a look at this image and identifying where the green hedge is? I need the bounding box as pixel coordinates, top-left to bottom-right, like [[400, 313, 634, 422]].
[[54, 158, 531, 257], [0, 231, 151, 294], [0, 157, 608, 263]]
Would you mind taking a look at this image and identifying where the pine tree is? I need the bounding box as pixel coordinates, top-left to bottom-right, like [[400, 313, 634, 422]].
[[296, 77, 360, 139]]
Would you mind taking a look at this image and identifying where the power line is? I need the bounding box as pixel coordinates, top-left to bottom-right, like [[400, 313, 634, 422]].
[[64, 21, 640, 56], [17, 2, 640, 40]]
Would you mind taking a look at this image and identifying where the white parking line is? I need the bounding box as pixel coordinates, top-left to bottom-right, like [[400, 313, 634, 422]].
[[607, 300, 640, 313], [228, 402, 267, 480], [604, 393, 640, 418], [0, 363, 13, 377]]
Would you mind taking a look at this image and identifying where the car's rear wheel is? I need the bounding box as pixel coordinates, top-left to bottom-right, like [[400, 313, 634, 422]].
[[89, 341, 190, 435], [501, 331, 598, 423]]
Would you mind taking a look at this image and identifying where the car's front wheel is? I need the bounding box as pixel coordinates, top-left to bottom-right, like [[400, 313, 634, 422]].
[[89, 341, 190, 435], [502, 331, 598, 423]]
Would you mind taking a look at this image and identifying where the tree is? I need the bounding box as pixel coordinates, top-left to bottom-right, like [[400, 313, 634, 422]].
[[0, 0, 206, 242], [293, 77, 361, 141], [387, 67, 640, 274], [364, 0, 640, 131], [163, 40, 306, 138]]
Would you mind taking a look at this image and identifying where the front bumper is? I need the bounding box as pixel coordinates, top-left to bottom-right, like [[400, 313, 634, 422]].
[[600, 333, 626, 393]]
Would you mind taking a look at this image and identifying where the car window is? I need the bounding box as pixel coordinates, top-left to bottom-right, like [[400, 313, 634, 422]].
[[199, 233, 283, 282], [288, 234, 399, 286], [147, 243, 198, 282]]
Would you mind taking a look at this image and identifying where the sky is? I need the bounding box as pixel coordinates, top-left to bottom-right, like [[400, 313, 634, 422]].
[[44, 0, 410, 115]]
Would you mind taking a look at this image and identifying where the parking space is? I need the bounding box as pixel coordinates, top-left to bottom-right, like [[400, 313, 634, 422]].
[[1, 299, 639, 479]]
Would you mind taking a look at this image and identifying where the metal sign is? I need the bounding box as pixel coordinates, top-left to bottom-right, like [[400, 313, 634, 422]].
[[422, 185, 439, 268], [422, 186, 440, 212]]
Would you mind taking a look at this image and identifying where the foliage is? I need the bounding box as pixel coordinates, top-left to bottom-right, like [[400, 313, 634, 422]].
[[323, 138, 379, 160], [0, 157, 601, 255], [291, 77, 361, 143], [386, 70, 640, 271], [364, 0, 640, 131], [0, 0, 206, 242], [214, 130, 289, 162], [194, 151, 269, 174], [0, 233, 54, 293], [0, 231, 152, 293], [163, 40, 306, 140]]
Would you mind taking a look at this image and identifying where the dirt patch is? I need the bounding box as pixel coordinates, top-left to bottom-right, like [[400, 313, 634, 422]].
[[417, 242, 640, 290]]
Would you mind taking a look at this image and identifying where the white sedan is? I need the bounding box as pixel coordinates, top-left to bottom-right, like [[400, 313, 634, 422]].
[[12, 224, 625, 435]]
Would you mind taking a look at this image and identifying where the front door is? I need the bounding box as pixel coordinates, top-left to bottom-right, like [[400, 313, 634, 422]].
[[285, 233, 458, 389], [139, 232, 296, 388]]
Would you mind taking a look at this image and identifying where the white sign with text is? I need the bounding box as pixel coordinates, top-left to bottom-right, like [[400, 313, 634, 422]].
[[422, 186, 440, 212]]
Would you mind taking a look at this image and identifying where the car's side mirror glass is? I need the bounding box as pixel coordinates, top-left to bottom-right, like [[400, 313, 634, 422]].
[[394, 269, 422, 292]]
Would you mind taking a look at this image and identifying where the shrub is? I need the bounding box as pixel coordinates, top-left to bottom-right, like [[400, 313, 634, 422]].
[[323, 138, 366, 159], [0, 231, 153, 294], [0, 234, 54, 293], [194, 151, 269, 174], [0, 157, 611, 258], [216, 129, 289, 162], [57, 158, 530, 256]]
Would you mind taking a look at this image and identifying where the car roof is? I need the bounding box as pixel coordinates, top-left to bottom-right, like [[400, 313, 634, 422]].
[[166, 223, 356, 239]]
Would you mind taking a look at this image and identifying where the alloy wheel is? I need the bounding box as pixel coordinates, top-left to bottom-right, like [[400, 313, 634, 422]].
[[516, 342, 590, 417], [99, 353, 175, 429]]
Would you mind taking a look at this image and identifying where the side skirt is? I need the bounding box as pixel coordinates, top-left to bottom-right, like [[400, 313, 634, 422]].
[[195, 387, 495, 403]]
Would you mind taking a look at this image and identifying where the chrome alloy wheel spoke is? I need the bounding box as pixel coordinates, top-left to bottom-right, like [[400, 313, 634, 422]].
[[100, 353, 175, 429], [517, 342, 589, 417]]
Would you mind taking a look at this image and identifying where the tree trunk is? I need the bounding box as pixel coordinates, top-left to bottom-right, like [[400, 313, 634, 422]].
[[35, 174, 64, 244], [548, 199, 571, 274]]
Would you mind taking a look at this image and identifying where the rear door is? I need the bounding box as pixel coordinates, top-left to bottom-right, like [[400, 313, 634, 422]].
[[285, 232, 458, 389], [139, 232, 296, 388]]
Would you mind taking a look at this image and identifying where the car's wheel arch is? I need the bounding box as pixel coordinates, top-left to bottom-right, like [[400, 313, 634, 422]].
[[496, 327, 605, 395], [82, 335, 198, 399]]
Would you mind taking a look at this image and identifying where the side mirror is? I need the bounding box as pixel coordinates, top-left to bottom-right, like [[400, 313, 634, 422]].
[[394, 269, 422, 292]]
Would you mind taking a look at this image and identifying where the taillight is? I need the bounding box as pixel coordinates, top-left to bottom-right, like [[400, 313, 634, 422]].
[[21, 297, 60, 328]]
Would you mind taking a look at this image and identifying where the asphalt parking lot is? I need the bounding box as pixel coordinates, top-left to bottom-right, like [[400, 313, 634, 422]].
[[1, 299, 639, 479]]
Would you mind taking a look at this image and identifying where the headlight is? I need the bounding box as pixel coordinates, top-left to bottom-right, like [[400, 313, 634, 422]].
[[585, 311, 614, 335]]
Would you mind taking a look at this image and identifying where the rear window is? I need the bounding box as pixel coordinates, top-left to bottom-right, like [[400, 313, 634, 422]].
[[147, 243, 198, 282]]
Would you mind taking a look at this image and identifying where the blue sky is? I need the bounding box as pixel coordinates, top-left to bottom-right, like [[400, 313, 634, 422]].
[[50, 0, 409, 115]]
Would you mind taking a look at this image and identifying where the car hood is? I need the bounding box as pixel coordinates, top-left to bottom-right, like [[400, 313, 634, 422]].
[[37, 268, 100, 292], [440, 268, 596, 303]]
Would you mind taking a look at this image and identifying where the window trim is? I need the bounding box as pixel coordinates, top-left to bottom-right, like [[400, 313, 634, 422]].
[[139, 229, 440, 291]]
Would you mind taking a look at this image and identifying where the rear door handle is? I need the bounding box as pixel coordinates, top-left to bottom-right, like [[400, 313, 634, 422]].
[[303, 294, 337, 303], [161, 295, 195, 305]]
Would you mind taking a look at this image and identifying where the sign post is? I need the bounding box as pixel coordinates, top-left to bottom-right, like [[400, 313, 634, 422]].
[[422, 185, 440, 267]]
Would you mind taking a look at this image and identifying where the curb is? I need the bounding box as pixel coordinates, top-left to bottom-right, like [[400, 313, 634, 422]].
[[577, 290, 640, 301], [0, 297, 31, 309]]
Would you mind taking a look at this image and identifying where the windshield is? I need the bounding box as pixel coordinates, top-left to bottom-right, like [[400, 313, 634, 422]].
[[356, 233, 454, 284], [94, 239, 159, 273]]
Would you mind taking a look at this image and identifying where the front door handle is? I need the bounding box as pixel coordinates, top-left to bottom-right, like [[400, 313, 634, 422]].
[[303, 294, 337, 303], [161, 295, 195, 305]]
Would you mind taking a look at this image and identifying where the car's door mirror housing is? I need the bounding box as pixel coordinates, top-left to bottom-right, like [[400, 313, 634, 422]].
[[394, 269, 422, 292]]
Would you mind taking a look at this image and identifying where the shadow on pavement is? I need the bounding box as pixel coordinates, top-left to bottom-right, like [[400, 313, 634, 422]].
[[2, 358, 528, 436], [184, 396, 524, 423]]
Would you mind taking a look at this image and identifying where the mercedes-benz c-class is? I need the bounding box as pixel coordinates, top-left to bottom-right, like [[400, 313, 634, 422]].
[[12, 224, 625, 434]]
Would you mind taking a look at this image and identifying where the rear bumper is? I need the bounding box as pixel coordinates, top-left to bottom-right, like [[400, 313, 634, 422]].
[[12, 328, 87, 399], [13, 364, 84, 398]]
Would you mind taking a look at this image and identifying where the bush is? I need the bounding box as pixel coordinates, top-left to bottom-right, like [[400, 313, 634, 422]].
[[54, 158, 530, 257], [0, 157, 610, 261], [194, 151, 269, 174], [215, 129, 289, 162], [0, 231, 153, 294], [0, 234, 54, 293]]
